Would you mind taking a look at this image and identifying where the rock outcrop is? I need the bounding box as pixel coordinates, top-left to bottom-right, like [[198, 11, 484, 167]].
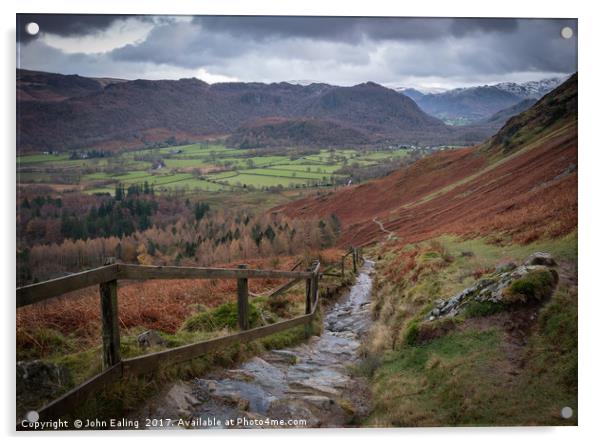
[[137, 330, 166, 348], [428, 252, 559, 320], [17, 360, 71, 411]]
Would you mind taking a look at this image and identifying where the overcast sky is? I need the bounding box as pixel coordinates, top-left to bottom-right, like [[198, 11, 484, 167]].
[[16, 14, 577, 90]]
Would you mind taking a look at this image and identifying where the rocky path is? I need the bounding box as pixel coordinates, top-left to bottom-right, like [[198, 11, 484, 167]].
[[134, 260, 375, 429], [372, 217, 394, 240]]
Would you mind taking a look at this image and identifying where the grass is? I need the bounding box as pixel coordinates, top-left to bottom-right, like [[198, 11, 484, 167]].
[[240, 168, 340, 180], [364, 231, 577, 426], [19, 298, 326, 423], [18, 144, 412, 195], [463, 300, 505, 318], [16, 251, 346, 421], [67, 314, 324, 424], [17, 296, 312, 420], [183, 301, 261, 331], [215, 173, 311, 188], [437, 231, 577, 266], [163, 158, 212, 168], [368, 319, 576, 426], [17, 153, 72, 164], [270, 163, 342, 174], [368, 328, 504, 426], [504, 269, 558, 303]]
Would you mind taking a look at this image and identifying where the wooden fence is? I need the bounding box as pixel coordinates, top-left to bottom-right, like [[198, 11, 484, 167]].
[[321, 246, 364, 280], [16, 260, 321, 421]]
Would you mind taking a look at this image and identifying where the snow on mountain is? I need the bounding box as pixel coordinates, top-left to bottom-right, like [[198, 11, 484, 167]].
[[287, 79, 327, 86], [493, 76, 570, 99], [394, 76, 570, 101]]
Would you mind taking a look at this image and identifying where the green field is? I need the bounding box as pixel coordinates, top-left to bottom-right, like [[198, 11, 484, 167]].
[[213, 173, 311, 188], [17, 143, 411, 194]]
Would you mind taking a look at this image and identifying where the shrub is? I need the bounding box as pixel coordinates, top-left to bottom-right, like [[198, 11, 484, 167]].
[[404, 321, 420, 347], [420, 251, 440, 261], [503, 269, 558, 304], [183, 302, 260, 332], [16, 327, 76, 360], [352, 354, 382, 378], [267, 295, 291, 317], [464, 300, 506, 318]]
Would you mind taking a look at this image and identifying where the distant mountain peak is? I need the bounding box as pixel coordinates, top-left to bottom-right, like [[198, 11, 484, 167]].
[[287, 79, 329, 86], [401, 75, 573, 122], [491, 76, 570, 99]]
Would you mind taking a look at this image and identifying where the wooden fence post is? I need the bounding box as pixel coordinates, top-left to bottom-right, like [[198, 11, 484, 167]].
[[341, 256, 345, 279], [305, 272, 312, 314], [312, 269, 319, 306], [352, 247, 357, 274], [237, 265, 249, 330], [99, 279, 121, 369]]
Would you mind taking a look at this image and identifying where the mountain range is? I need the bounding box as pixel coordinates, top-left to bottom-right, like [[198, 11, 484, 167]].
[[397, 77, 568, 123], [277, 74, 577, 247], [17, 69, 566, 153], [18, 70, 459, 152]]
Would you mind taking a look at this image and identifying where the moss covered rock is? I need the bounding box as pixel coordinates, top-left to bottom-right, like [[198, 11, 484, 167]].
[[427, 252, 559, 320], [502, 269, 559, 304]]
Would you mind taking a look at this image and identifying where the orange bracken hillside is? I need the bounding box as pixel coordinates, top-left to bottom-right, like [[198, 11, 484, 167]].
[[275, 74, 577, 246]]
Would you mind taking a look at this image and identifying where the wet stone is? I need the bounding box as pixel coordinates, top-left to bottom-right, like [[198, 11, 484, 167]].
[[132, 261, 376, 429]]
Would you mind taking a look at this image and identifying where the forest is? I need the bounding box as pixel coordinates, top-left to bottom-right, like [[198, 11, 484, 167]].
[[17, 183, 340, 285]]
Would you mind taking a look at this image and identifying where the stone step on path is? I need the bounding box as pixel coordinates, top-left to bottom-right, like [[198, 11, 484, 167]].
[[132, 261, 375, 429]]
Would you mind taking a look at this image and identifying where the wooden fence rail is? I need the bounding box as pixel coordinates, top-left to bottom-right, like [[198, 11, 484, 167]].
[[16, 247, 365, 422], [16, 264, 313, 308], [16, 259, 325, 422], [340, 246, 365, 281]]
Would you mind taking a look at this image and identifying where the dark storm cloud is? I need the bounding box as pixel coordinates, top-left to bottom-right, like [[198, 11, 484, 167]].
[[17, 15, 577, 88], [16, 14, 137, 42], [193, 16, 519, 42], [383, 19, 576, 77]]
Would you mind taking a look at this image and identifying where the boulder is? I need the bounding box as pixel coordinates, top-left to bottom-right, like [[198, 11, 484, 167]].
[[524, 252, 557, 267], [137, 330, 165, 348], [269, 349, 298, 365], [427, 253, 559, 320], [300, 395, 334, 410], [495, 262, 517, 273], [267, 398, 322, 427], [17, 360, 71, 399]]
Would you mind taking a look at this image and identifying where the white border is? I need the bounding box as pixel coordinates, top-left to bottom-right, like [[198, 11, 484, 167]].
[[2, 1, 599, 444]]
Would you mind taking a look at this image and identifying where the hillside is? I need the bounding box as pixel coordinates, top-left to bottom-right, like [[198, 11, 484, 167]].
[[226, 117, 372, 148], [481, 98, 538, 127], [16, 69, 125, 102], [276, 74, 577, 247], [17, 70, 464, 153]]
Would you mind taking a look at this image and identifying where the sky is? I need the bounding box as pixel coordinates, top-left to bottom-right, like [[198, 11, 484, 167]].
[[16, 14, 577, 91]]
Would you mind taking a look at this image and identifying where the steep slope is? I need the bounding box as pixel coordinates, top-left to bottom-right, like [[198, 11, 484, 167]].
[[451, 98, 539, 142], [485, 74, 577, 155], [17, 70, 453, 152], [276, 74, 577, 246], [482, 98, 538, 127]]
